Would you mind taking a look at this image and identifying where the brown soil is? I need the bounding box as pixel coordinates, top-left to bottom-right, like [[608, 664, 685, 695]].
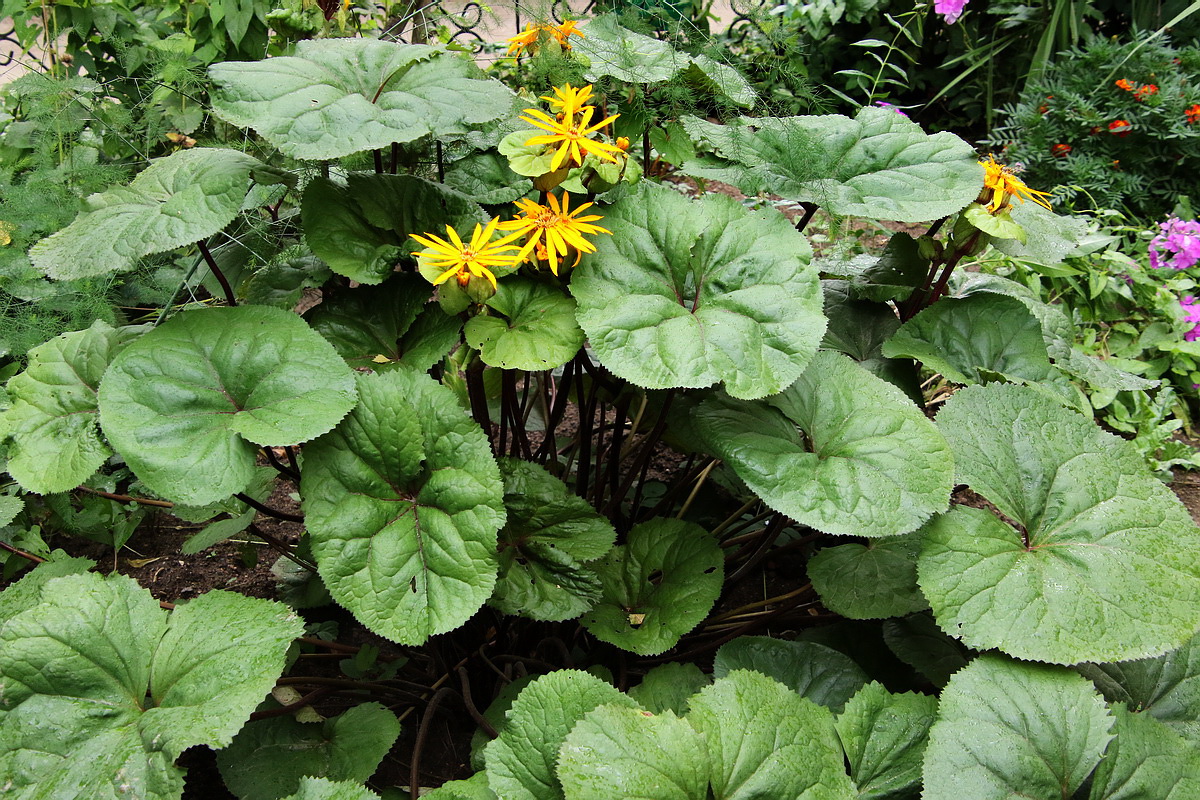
[[50, 479, 303, 603]]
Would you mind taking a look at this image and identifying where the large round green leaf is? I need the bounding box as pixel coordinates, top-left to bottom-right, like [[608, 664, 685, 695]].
[[881, 293, 1061, 385], [3, 320, 145, 494], [922, 654, 1113, 800], [489, 458, 616, 621], [302, 174, 487, 285], [467, 279, 584, 371], [482, 670, 638, 800], [98, 306, 357, 506], [580, 517, 723, 656], [300, 177, 401, 285], [30, 148, 263, 280], [217, 703, 400, 800], [695, 351, 953, 538], [835, 682, 937, 800], [922, 383, 1200, 663], [686, 670, 854, 800], [301, 368, 504, 645], [558, 704, 707, 800], [681, 108, 980, 222], [1087, 705, 1200, 800], [808, 532, 928, 620], [713, 636, 868, 713], [1078, 631, 1200, 746], [572, 181, 825, 400], [306, 274, 461, 372], [0, 573, 303, 798], [209, 39, 515, 160]]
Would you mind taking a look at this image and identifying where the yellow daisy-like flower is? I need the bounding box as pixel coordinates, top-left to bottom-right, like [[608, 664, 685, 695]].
[[521, 106, 624, 172], [506, 20, 585, 56], [498, 192, 612, 276], [978, 155, 1053, 213], [540, 83, 595, 119], [551, 20, 584, 47], [409, 218, 524, 291]]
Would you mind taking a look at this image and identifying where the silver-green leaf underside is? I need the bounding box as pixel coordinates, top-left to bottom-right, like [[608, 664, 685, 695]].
[[3, 320, 145, 494], [30, 148, 263, 280], [922, 383, 1200, 663], [696, 351, 953, 538], [98, 306, 357, 506], [0, 573, 303, 798], [572, 181, 825, 400], [209, 39, 515, 160], [681, 109, 979, 222], [922, 654, 1113, 800], [301, 368, 504, 645]]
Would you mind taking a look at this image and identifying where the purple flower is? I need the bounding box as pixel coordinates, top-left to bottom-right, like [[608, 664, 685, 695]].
[[1150, 216, 1200, 270], [935, 0, 970, 24]]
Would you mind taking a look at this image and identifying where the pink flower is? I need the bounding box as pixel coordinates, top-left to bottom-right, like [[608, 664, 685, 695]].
[[935, 0, 969, 23], [1150, 216, 1200, 270], [1180, 296, 1200, 340]]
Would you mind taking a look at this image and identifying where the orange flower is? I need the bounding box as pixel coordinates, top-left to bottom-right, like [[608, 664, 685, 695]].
[[506, 21, 584, 56], [1050, 143, 1072, 157], [1186, 104, 1200, 124], [551, 20, 584, 48], [1115, 78, 1134, 91], [1134, 84, 1158, 101], [1108, 119, 1132, 136]]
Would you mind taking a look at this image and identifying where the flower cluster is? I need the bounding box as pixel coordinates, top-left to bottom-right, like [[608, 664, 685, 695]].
[[1180, 295, 1200, 341], [1150, 216, 1200, 271], [411, 81, 620, 295], [934, 0, 969, 24], [1187, 104, 1200, 125], [506, 20, 583, 56], [977, 155, 1053, 213], [1115, 78, 1159, 102]]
